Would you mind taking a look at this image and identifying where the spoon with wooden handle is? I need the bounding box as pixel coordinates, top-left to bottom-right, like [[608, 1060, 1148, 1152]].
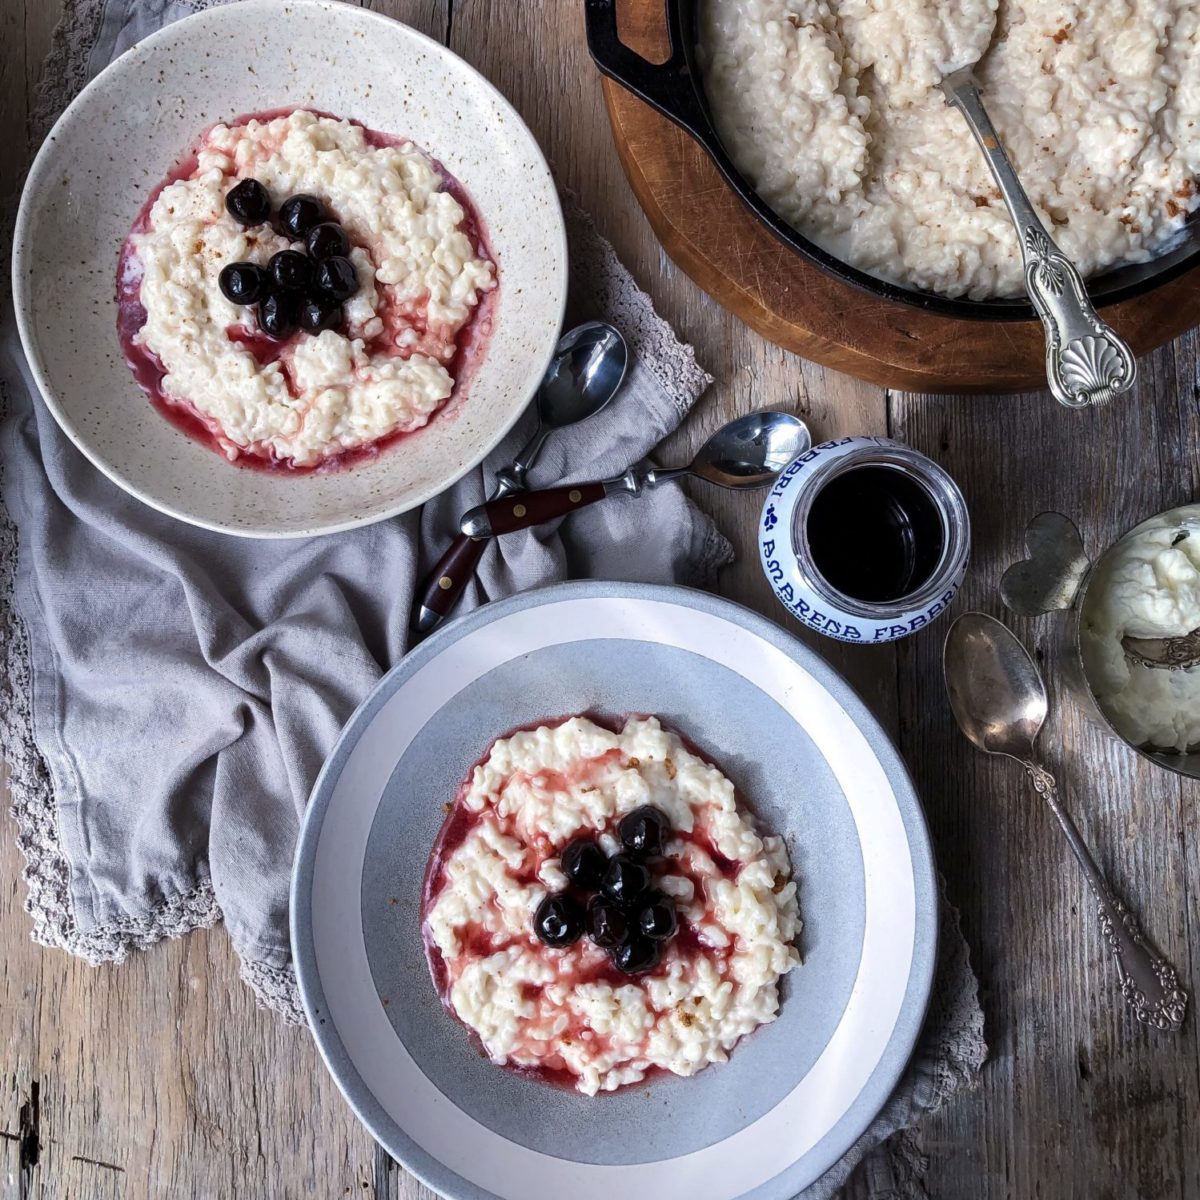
[[944, 611, 1187, 1032], [413, 321, 627, 634], [459, 410, 810, 539]]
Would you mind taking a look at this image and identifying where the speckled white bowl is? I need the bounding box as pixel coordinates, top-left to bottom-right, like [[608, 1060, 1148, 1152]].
[[12, 0, 566, 538]]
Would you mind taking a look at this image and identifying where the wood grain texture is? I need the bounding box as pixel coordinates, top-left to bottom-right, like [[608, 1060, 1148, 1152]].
[[600, 0, 1200, 395], [0, 1, 1196, 1199], [889, 347, 1200, 1200]]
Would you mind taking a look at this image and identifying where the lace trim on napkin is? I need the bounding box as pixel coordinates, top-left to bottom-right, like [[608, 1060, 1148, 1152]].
[[563, 195, 712, 418], [0, 399, 225, 949], [28, 0, 111, 141]]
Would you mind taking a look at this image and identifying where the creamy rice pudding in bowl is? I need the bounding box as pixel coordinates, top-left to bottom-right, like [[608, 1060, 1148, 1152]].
[[14, 0, 565, 535], [120, 108, 497, 471], [423, 715, 802, 1096], [587, 0, 1200, 316]]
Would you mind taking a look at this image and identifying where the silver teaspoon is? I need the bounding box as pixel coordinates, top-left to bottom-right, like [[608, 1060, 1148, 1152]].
[[941, 68, 1137, 408], [459, 410, 810, 539], [944, 611, 1187, 1032]]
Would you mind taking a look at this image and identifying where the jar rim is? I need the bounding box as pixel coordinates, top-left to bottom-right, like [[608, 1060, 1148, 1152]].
[[790, 447, 971, 620]]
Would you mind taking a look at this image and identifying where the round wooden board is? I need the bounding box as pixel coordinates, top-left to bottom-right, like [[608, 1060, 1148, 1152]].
[[599, 2, 1200, 393]]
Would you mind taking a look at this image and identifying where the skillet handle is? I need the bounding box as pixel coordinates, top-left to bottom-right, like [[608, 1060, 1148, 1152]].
[[584, 0, 707, 134]]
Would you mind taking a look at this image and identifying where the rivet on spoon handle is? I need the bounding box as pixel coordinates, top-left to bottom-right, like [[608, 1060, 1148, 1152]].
[[1018, 758, 1188, 1032], [941, 69, 1137, 408]]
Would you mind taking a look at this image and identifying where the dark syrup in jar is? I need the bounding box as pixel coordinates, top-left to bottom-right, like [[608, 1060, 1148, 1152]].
[[806, 465, 945, 604]]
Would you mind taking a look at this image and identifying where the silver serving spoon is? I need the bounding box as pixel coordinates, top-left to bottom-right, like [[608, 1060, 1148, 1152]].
[[944, 611, 1187, 1032], [414, 321, 628, 633], [459, 409, 811, 539], [941, 68, 1137, 407]]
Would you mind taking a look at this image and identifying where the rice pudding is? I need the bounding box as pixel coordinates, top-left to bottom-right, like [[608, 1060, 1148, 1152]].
[[118, 109, 496, 469], [699, 0, 1200, 299], [422, 715, 802, 1097]]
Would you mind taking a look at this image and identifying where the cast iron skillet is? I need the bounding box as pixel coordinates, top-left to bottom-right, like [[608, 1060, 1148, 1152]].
[[585, 0, 1200, 321]]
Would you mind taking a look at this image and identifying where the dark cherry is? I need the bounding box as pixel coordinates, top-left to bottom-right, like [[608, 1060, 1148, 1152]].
[[585, 898, 628, 949], [225, 178, 271, 225], [534, 893, 584, 948], [314, 255, 358, 301], [278, 193, 325, 238], [601, 854, 650, 907], [298, 293, 344, 335], [637, 893, 678, 941], [218, 261, 265, 305], [560, 838, 607, 891], [618, 805, 670, 857], [258, 290, 299, 339], [268, 249, 312, 292], [611, 936, 661, 976], [306, 221, 350, 260]]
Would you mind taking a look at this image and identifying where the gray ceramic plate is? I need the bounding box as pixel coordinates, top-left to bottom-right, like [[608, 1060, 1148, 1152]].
[[291, 582, 937, 1200]]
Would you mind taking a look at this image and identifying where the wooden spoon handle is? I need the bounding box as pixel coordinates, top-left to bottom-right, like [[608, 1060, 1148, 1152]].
[[412, 534, 489, 634], [461, 482, 611, 537]]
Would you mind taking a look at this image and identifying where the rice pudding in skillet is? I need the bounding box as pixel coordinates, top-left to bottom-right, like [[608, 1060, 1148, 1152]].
[[699, 0, 1200, 299], [118, 108, 496, 469], [422, 715, 802, 1097]]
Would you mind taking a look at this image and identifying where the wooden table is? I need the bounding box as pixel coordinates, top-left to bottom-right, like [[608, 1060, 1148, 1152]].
[[2, 3, 1197, 1198]]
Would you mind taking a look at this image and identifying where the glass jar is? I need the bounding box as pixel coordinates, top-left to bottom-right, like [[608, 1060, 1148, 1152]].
[[758, 436, 971, 643]]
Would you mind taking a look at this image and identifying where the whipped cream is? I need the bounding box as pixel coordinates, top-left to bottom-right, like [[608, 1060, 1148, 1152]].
[[1081, 506, 1200, 752]]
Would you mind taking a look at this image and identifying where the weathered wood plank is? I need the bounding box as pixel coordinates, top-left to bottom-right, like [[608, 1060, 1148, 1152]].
[[890, 333, 1200, 1200], [4, 5, 68, 1195]]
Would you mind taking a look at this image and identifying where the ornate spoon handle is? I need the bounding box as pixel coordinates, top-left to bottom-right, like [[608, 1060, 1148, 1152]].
[[942, 69, 1136, 408], [1019, 759, 1188, 1031]]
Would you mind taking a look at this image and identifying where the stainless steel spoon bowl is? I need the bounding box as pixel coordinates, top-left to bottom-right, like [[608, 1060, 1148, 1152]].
[[669, 408, 810, 489], [414, 321, 628, 633], [459, 410, 811, 539], [944, 611, 1187, 1032], [536, 320, 628, 431]]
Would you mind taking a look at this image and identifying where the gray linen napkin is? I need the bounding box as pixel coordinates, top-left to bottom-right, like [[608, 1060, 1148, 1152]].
[[0, 2, 985, 1197]]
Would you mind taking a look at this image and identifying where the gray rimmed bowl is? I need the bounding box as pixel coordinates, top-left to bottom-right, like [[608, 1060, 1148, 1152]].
[[291, 581, 938, 1200]]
